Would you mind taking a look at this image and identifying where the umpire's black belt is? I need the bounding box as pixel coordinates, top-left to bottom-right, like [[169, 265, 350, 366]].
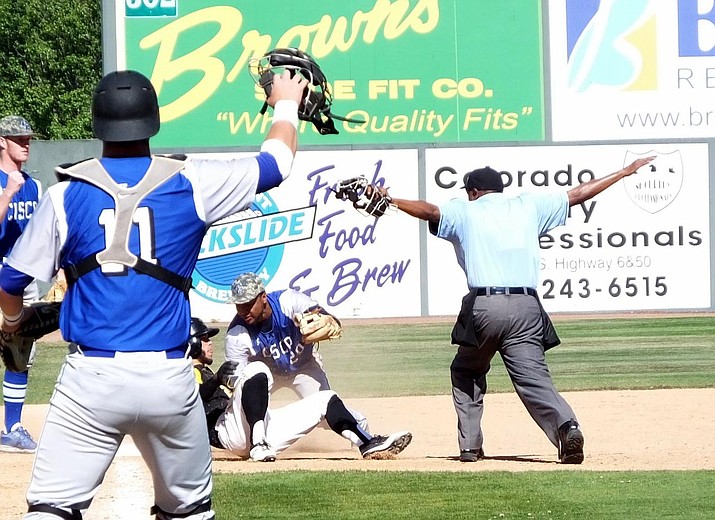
[[474, 286, 537, 297], [76, 345, 187, 359]]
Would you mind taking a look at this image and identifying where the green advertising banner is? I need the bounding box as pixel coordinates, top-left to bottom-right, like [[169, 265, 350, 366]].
[[122, 0, 544, 147]]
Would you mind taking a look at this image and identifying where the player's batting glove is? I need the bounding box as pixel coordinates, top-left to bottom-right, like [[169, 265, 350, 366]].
[[216, 360, 239, 388]]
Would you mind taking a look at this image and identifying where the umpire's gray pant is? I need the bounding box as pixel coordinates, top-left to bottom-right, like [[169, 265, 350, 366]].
[[450, 293, 577, 453]]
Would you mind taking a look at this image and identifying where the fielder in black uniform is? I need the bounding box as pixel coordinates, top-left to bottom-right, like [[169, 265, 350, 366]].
[[189, 317, 238, 451]]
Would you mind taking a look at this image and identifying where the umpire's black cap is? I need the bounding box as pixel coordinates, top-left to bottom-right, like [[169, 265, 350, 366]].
[[462, 166, 504, 192]]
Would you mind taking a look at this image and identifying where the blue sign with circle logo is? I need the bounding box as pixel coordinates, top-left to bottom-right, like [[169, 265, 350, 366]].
[[192, 193, 316, 302]]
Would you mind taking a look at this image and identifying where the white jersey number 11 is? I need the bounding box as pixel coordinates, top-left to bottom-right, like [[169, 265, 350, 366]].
[[98, 207, 158, 274]]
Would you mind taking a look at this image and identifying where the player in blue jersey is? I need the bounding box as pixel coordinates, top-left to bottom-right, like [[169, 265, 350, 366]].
[[0, 115, 42, 454], [224, 272, 412, 461], [188, 316, 411, 462], [0, 69, 308, 520]]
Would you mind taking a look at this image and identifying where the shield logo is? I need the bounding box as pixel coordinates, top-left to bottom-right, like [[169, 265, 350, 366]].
[[622, 150, 682, 213]]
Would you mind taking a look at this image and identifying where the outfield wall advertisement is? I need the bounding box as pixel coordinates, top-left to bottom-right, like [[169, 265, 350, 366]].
[[104, 1, 715, 318], [188, 143, 710, 319], [423, 143, 711, 314], [549, 1, 715, 141], [188, 149, 421, 321], [117, 0, 544, 147]]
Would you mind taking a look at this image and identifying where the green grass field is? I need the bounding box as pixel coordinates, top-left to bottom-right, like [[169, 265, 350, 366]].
[[26, 316, 715, 519], [212, 471, 715, 519]]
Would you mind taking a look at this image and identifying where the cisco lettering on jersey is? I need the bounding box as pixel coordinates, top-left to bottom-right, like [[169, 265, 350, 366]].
[[256, 334, 307, 372], [6, 200, 37, 221], [248, 291, 312, 373], [0, 172, 41, 258]]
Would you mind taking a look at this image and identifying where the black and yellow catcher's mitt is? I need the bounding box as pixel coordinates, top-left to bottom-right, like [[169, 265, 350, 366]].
[[334, 176, 396, 218], [1, 302, 61, 372], [294, 308, 342, 343]]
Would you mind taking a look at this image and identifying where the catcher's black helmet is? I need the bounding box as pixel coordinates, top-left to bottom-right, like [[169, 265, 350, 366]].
[[248, 47, 364, 135], [188, 317, 220, 359], [263, 48, 327, 88], [92, 70, 160, 142]]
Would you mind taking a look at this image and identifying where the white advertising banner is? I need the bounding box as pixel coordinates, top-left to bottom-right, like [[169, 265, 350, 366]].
[[424, 143, 711, 314], [549, 1, 715, 141], [188, 149, 421, 321]]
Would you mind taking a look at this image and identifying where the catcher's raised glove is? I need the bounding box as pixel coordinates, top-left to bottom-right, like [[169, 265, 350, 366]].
[[294, 308, 342, 343], [248, 47, 365, 135], [1, 302, 61, 372], [334, 176, 396, 218]]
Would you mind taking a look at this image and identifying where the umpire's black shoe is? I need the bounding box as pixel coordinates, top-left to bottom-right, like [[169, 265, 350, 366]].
[[558, 420, 584, 464], [459, 448, 485, 462]]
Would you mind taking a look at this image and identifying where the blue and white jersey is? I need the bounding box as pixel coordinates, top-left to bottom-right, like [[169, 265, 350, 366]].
[[0, 169, 41, 258], [2, 153, 279, 351], [225, 289, 319, 374], [436, 191, 568, 288]]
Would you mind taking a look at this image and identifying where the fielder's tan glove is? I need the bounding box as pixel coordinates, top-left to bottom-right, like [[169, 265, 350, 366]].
[[294, 308, 342, 343], [43, 272, 67, 303]]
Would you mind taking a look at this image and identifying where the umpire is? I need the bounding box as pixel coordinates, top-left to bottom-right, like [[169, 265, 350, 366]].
[[383, 156, 655, 464]]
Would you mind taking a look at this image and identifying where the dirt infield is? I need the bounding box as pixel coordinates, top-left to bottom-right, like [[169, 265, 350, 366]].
[[2, 388, 713, 519]]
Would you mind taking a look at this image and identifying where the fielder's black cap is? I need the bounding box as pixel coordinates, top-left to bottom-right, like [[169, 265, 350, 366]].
[[462, 166, 504, 192]]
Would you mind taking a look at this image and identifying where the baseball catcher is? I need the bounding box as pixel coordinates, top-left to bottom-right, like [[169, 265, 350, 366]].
[[334, 176, 396, 217], [294, 306, 342, 343], [248, 47, 364, 135], [0, 301, 61, 372]]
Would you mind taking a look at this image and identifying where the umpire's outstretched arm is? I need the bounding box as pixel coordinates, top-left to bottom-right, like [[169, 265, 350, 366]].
[[567, 156, 655, 207]]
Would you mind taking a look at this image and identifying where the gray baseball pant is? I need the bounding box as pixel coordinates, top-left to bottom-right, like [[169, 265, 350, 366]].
[[450, 293, 577, 452]]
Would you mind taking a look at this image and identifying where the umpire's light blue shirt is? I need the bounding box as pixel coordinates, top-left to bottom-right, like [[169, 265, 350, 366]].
[[436, 191, 568, 288]]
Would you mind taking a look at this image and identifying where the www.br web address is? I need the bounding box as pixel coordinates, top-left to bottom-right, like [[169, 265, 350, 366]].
[[617, 107, 714, 127]]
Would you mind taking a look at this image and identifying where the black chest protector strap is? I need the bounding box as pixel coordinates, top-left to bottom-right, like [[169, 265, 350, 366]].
[[57, 157, 193, 296]]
